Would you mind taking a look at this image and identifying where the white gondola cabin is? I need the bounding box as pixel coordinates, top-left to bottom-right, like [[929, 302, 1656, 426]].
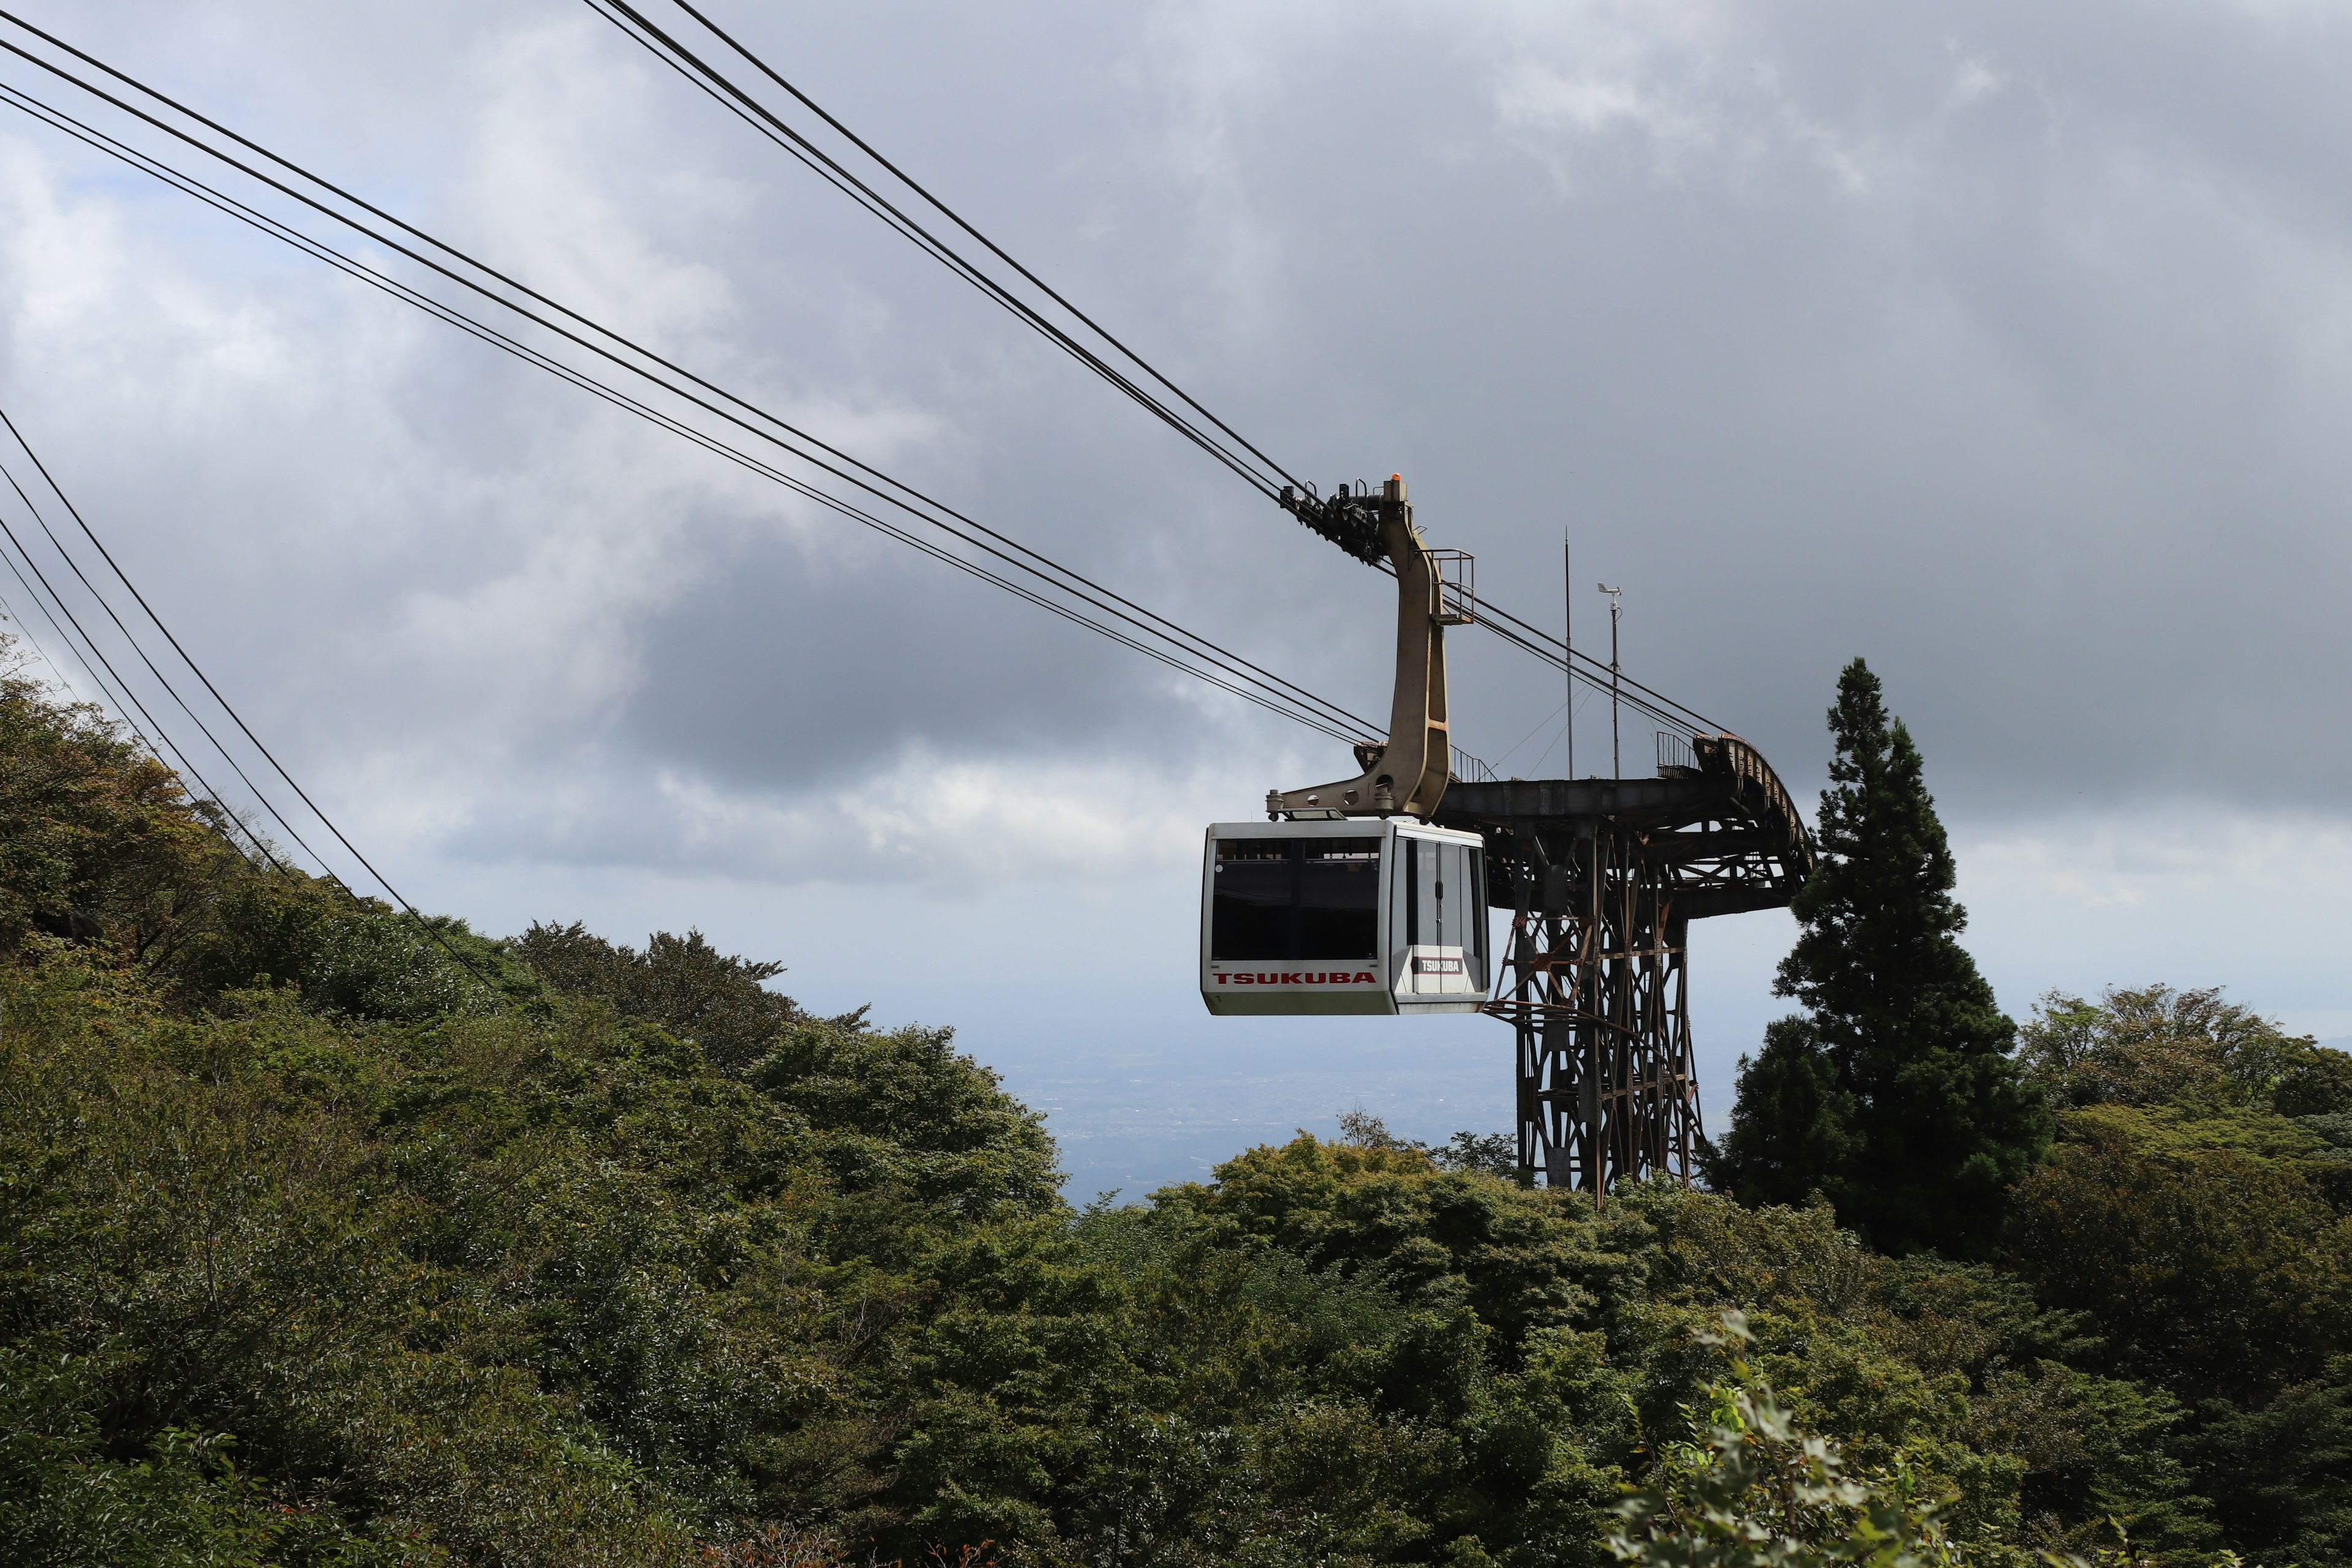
[[1200, 818, 1491, 1015]]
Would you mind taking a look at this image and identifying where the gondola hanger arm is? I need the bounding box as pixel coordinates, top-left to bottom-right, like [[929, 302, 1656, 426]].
[[1267, 474, 1471, 820]]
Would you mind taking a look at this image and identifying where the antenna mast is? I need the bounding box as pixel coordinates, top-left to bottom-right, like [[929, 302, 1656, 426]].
[[1598, 584, 1623, 777], [1563, 527, 1574, 778]]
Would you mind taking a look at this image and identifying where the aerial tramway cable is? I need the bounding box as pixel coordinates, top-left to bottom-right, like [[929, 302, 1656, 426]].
[[1466, 600, 1719, 738], [0, 16, 1521, 1011], [4, 408, 391, 891], [0, 12, 1684, 793], [0, 21, 1380, 748], [1468, 594, 1722, 736], [582, 0, 1301, 500], [0, 502, 219, 813], [0, 442, 323, 874], [0, 15, 1378, 741], [0, 412, 513, 990], [0, 457, 287, 870], [0, 512, 151, 736], [614, 0, 1727, 745], [0, 579, 80, 696]]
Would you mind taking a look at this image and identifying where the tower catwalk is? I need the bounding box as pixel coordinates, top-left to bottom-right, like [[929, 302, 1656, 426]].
[[1434, 734, 1814, 1195]]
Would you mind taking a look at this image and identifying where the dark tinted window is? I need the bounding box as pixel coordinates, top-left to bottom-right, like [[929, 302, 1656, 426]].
[[1212, 840, 1293, 960], [1298, 839, 1380, 960], [1212, 837, 1379, 961]]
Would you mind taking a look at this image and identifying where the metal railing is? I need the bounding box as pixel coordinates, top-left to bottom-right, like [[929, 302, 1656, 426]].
[[1656, 731, 1697, 776], [1452, 744, 1498, 784], [1428, 549, 1476, 626]]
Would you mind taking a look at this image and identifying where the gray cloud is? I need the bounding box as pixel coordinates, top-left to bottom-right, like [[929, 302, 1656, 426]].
[[6, 0, 2352, 896]]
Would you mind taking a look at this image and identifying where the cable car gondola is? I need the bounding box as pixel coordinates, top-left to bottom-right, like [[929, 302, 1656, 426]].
[[1199, 816, 1489, 1014], [1200, 472, 1491, 1016]]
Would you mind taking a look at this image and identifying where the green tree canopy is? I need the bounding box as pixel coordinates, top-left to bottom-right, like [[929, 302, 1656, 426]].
[[1710, 659, 2049, 1258], [2005, 1121, 2352, 1407], [0, 649, 242, 962], [511, 920, 845, 1072], [2019, 982, 2352, 1116]]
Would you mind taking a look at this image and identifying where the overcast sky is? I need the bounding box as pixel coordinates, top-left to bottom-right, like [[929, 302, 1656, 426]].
[[4, 0, 2348, 1194]]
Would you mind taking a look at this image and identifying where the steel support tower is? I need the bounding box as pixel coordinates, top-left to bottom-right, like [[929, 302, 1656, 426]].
[[1435, 734, 1814, 1196]]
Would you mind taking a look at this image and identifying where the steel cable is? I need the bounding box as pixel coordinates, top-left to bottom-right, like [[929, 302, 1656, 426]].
[[0, 37, 1381, 747], [0, 411, 514, 989], [0, 469, 287, 869], [0, 10, 1363, 745], [0, 445, 330, 873], [591, 0, 1303, 499], [622, 0, 1730, 750]]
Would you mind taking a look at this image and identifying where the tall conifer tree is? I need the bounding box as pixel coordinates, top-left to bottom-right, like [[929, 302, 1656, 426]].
[[1710, 659, 2049, 1257]]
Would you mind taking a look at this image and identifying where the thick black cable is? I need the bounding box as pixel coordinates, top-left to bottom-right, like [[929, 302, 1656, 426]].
[[1357, 551, 1703, 739], [0, 529, 124, 718], [0, 44, 1656, 776], [0, 483, 285, 869], [1479, 610, 1699, 739], [586, 0, 1288, 499], [1363, 554, 1707, 737], [0, 582, 76, 693], [0, 448, 337, 875], [611, 0, 1730, 751], [616, 0, 1308, 496], [0, 142, 1350, 786], [0, 533, 276, 870], [0, 81, 1362, 746], [0, 73, 1518, 770], [0, 526, 150, 739], [0, 55, 1373, 752], [652, 0, 1307, 496], [0, 31, 1374, 750], [1468, 591, 1723, 734], [2, 20, 1516, 775], [0, 414, 514, 989], [0, 17, 1362, 748], [0, 423, 345, 874], [0, 493, 248, 847], [594, 0, 1286, 498]]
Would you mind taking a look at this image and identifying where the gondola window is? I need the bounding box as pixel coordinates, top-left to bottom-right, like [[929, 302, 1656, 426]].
[[1211, 837, 1379, 961]]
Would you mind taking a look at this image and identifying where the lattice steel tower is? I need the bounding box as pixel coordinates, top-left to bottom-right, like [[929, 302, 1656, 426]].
[[1435, 735, 1814, 1194]]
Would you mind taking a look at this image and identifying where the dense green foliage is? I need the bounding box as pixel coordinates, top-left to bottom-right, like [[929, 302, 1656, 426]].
[[508, 922, 869, 1074], [5, 648, 2352, 1565], [1711, 660, 2049, 1258], [2002, 986, 2352, 1566], [1608, 1313, 1963, 1568]]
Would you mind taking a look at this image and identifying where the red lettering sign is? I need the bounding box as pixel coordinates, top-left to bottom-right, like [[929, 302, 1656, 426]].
[[1209, 970, 1384, 986]]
